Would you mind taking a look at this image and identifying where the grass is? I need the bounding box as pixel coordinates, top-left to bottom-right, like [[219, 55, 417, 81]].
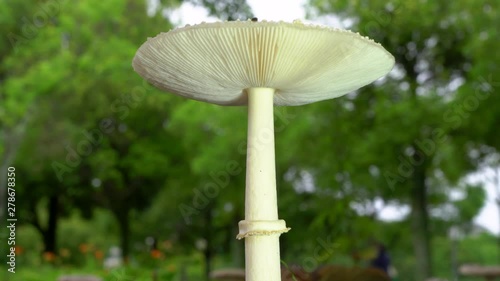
[[7, 264, 177, 281]]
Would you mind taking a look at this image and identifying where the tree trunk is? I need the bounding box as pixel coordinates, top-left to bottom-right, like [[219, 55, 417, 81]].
[[204, 245, 212, 281], [495, 168, 500, 264], [204, 206, 213, 281], [117, 211, 130, 263], [410, 165, 432, 281], [43, 195, 59, 253]]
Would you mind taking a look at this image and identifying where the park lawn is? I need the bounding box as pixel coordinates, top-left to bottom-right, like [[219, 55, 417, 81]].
[[8, 264, 181, 281]]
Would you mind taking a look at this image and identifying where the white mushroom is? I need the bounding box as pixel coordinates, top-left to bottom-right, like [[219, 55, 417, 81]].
[[133, 19, 394, 281]]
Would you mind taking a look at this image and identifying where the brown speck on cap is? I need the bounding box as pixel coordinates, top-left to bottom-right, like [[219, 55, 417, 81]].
[[251, 17, 258, 22]]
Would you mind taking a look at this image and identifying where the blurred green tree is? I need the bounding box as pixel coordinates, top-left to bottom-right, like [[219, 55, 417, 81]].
[[2, 0, 252, 263], [305, 0, 498, 279]]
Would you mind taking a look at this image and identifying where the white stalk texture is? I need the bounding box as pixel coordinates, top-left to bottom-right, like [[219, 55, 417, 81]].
[[239, 87, 289, 281]]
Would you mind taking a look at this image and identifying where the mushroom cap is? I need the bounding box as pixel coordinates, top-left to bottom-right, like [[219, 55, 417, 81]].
[[133, 20, 395, 106]]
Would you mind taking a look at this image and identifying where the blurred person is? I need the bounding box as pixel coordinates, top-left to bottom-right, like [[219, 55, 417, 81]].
[[369, 243, 391, 276]]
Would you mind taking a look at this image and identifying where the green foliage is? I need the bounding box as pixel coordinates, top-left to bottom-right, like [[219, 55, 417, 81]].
[[454, 185, 486, 224], [186, 0, 252, 20], [303, 0, 499, 279]]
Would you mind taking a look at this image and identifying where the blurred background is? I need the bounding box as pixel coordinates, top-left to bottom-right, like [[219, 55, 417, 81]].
[[0, 0, 499, 281]]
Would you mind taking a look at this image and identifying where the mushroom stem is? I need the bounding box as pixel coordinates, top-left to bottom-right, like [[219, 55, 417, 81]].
[[238, 87, 289, 281], [245, 88, 277, 220]]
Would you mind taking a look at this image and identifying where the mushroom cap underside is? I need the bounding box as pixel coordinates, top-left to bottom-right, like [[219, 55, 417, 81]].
[[133, 20, 395, 106]]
